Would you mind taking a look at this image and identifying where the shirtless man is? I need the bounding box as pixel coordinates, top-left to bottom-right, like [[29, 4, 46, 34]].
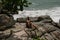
[[26, 17, 32, 28]]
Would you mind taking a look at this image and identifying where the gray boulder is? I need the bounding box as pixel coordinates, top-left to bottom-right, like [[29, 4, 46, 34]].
[[37, 15, 53, 22], [17, 17, 27, 23], [16, 15, 53, 23], [16, 17, 38, 23], [0, 14, 15, 31]]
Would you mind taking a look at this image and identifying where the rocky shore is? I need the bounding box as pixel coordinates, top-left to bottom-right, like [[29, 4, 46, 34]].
[[0, 15, 60, 40]]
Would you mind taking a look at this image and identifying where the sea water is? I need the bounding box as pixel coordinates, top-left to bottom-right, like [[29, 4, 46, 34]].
[[13, 0, 60, 23]]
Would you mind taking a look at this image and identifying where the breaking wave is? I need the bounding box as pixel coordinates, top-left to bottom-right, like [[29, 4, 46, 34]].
[[13, 7, 60, 23]]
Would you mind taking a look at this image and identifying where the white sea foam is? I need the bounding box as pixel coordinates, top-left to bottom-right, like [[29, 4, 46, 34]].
[[13, 7, 60, 23]]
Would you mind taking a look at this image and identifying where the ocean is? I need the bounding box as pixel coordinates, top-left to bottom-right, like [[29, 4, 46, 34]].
[[13, 0, 60, 23]]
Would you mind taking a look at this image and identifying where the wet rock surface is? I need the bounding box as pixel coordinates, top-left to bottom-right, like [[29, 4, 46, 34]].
[[0, 15, 60, 40]]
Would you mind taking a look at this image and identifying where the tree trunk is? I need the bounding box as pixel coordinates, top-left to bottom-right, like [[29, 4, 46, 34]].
[[20, 5, 23, 11]]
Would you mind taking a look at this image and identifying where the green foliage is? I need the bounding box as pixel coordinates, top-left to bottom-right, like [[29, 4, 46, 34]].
[[32, 36, 46, 40], [0, 0, 31, 11], [33, 37, 40, 40]]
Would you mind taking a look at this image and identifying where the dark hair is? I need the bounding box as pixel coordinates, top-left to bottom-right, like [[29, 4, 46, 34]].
[[27, 17, 30, 20]]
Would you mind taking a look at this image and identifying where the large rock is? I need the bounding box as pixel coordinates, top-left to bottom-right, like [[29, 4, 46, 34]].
[[16, 15, 53, 23], [0, 14, 15, 31], [37, 15, 53, 22], [17, 17, 27, 23], [5, 15, 60, 40], [7, 30, 28, 40], [0, 30, 13, 40], [16, 17, 38, 23]]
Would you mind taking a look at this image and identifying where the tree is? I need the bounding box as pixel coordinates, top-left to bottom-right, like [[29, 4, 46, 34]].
[[0, 0, 31, 14], [19, 0, 31, 11]]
